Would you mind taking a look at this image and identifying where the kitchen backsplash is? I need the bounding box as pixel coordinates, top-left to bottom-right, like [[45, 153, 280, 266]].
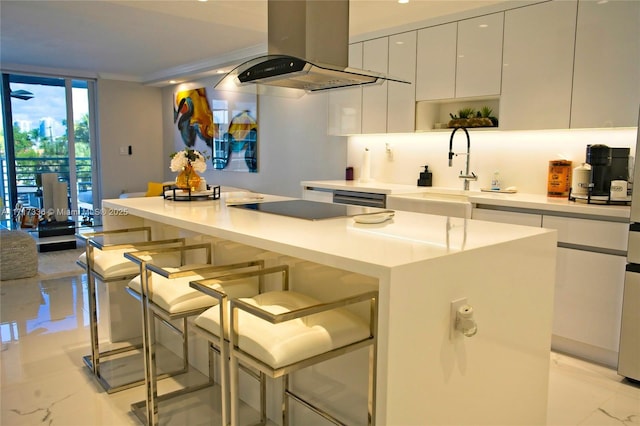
[[348, 128, 637, 195]]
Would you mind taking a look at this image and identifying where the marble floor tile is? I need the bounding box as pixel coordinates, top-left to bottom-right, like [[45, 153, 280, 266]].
[[1, 272, 639, 425]]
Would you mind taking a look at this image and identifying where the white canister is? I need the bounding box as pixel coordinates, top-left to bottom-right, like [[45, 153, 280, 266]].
[[610, 180, 628, 200], [360, 148, 371, 182], [198, 178, 207, 192], [571, 163, 591, 196]]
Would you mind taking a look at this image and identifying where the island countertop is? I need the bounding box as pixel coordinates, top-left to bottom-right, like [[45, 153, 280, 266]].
[[103, 193, 553, 277], [101, 193, 558, 425]]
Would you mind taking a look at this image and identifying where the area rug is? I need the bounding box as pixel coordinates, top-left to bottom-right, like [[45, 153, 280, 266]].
[[37, 240, 85, 278]]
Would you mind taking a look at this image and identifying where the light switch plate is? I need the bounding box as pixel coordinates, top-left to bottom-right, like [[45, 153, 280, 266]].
[[119, 146, 128, 156]]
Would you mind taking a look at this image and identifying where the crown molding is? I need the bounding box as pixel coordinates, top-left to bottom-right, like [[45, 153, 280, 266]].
[[141, 43, 268, 87], [0, 63, 99, 80]]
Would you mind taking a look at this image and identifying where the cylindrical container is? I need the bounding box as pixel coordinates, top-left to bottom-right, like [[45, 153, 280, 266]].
[[345, 167, 354, 181], [586, 144, 612, 196], [610, 180, 628, 200], [548, 160, 572, 197], [491, 171, 501, 191], [360, 148, 371, 182], [198, 178, 207, 192], [571, 163, 591, 196]]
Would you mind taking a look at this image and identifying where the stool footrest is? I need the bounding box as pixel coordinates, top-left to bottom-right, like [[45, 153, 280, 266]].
[[82, 341, 187, 394]]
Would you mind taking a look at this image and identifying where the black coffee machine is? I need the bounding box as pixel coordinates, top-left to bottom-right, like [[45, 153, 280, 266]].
[[586, 144, 630, 196]]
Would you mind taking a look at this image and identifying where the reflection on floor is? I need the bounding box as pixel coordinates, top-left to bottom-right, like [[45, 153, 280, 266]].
[[1, 272, 638, 425]]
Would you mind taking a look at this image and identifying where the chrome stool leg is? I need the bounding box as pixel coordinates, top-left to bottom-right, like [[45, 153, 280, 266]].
[[77, 227, 184, 393], [126, 244, 265, 426], [226, 289, 378, 426]]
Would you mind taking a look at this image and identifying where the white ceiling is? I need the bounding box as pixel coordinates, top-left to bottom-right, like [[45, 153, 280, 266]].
[[0, 0, 508, 86]]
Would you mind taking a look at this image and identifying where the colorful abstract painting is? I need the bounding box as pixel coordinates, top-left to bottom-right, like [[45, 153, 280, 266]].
[[174, 88, 217, 148], [173, 87, 258, 173]]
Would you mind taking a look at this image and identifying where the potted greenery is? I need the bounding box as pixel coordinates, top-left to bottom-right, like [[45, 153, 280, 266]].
[[447, 106, 497, 128]]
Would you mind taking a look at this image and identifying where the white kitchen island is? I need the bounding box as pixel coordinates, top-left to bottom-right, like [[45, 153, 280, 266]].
[[102, 193, 557, 425]]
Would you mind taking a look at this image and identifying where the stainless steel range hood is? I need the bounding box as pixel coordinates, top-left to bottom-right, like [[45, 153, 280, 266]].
[[214, 0, 409, 96]]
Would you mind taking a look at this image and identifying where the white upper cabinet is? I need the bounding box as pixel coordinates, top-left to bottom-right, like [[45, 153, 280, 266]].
[[416, 23, 457, 101], [328, 43, 363, 135], [571, 0, 640, 128], [387, 31, 417, 133], [500, 1, 577, 130], [362, 37, 389, 134], [456, 12, 504, 98], [416, 14, 503, 102]]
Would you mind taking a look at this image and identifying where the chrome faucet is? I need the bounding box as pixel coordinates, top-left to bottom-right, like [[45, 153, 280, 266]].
[[448, 126, 477, 191]]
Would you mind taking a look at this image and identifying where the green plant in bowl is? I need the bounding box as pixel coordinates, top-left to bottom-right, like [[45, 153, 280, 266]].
[[457, 108, 476, 119], [480, 106, 493, 118]]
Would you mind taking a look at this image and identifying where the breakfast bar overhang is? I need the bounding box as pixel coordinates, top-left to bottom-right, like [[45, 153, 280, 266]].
[[101, 194, 557, 425]]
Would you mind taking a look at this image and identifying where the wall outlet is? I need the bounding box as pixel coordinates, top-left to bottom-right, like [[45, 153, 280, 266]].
[[450, 297, 468, 340]]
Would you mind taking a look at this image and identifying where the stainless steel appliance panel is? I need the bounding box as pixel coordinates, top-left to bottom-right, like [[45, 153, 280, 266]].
[[618, 268, 640, 381], [618, 106, 640, 381], [627, 224, 640, 264], [631, 109, 640, 222], [333, 190, 386, 208]]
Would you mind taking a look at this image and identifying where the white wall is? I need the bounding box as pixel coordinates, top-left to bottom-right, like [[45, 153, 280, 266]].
[[97, 79, 164, 198], [349, 128, 637, 195], [162, 79, 347, 197]]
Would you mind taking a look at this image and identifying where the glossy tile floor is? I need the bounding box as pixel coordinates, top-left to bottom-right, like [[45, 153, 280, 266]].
[[1, 270, 639, 425]]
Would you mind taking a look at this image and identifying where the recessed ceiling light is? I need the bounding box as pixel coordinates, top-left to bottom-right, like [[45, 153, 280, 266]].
[[169, 80, 177, 84], [479, 24, 489, 28], [217, 70, 225, 74], [395, 41, 405, 45], [398, 0, 409, 4]]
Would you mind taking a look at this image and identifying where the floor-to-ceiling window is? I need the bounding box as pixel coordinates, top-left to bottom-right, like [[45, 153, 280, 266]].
[[1, 73, 100, 229]]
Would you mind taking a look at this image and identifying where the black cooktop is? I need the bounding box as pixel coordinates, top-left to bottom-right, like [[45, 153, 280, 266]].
[[231, 199, 390, 221]]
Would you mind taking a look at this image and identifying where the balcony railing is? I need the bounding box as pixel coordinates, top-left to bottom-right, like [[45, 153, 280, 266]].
[[14, 156, 92, 189], [2, 157, 94, 223]]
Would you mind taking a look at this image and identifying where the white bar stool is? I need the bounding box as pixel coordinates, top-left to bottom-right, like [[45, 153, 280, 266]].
[[189, 263, 290, 426], [124, 243, 268, 426], [191, 269, 379, 426], [76, 227, 185, 393]]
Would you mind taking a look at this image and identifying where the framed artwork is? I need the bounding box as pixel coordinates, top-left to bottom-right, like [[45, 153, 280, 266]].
[[20, 207, 40, 229], [173, 87, 258, 173]]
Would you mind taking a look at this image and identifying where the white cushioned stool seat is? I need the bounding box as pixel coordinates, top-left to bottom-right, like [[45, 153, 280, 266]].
[[197, 291, 370, 369], [79, 250, 182, 278], [128, 264, 258, 314]]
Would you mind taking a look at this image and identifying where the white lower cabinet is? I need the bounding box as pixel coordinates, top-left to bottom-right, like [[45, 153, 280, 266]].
[[471, 207, 542, 227], [473, 205, 627, 367], [542, 215, 628, 251], [552, 247, 626, 367]]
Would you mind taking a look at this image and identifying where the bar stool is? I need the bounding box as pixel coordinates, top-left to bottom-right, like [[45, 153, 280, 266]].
[[124, 243, 268, 426], [76, 227, 185, 393], [186, 263, 290, 426], [191, 269, 379, 426]]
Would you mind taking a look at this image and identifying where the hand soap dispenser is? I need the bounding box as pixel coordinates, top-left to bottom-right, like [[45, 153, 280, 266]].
[[418, 165, 433, 187]]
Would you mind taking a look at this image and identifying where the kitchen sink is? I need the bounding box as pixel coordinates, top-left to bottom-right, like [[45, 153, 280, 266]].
[[386, 191, 473, 218]]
